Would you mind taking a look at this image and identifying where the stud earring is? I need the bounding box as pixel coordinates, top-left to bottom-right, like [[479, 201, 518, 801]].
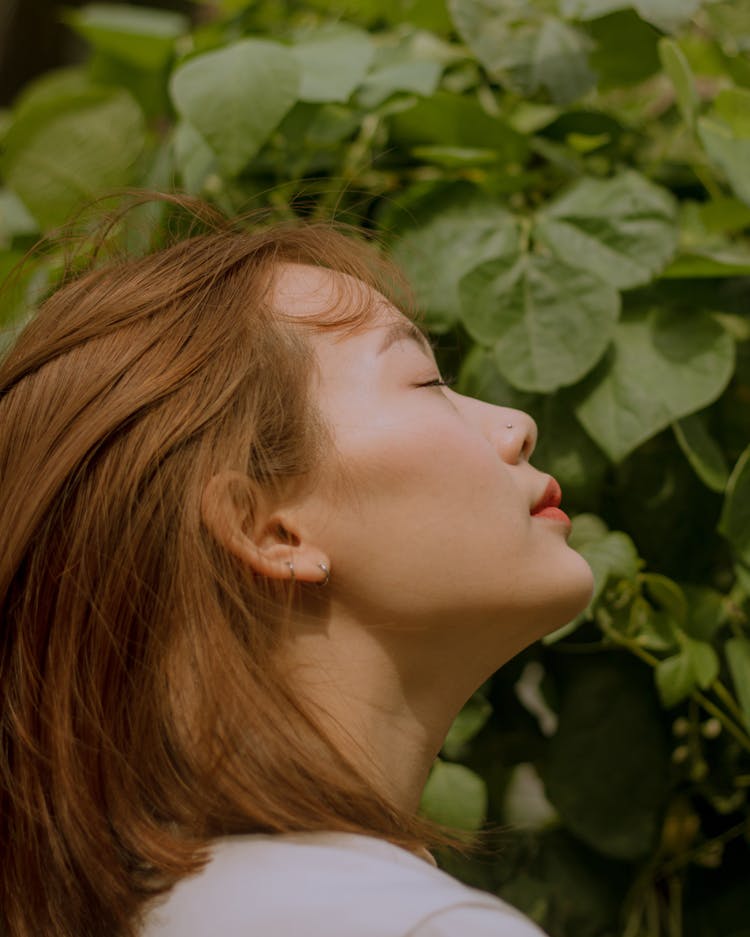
[[286, 560, 295, 584], [506, 423, 513, 429]]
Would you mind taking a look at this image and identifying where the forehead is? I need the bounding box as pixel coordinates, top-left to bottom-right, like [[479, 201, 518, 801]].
[[269, 262, 401, 332]]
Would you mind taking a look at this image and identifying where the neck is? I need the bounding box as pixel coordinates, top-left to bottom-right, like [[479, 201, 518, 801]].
[[279, 605, 489, 816]]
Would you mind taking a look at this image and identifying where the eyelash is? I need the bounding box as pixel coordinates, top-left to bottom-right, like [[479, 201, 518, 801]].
[[418, 375, 455, 389]]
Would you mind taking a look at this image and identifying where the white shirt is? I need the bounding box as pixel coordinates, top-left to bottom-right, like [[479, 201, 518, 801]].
[[140, 831, 549, 936]]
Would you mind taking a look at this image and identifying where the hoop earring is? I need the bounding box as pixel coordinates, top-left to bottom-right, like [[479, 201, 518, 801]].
[[317, 562, 330, 587]]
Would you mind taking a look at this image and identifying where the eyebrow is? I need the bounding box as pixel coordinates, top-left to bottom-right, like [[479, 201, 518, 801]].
[[377, 320, 435, 358]]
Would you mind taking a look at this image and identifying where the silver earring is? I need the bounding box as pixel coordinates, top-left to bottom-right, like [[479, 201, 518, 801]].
[[317, 562, 330, 587], [286, 560, 295, 584], [506, 423, 513, 429]]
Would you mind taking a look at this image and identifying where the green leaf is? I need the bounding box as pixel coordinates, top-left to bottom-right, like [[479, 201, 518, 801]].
[[172, 121, 217, 195], [389, 91, 528, 164], [449, 1, 596, 104], [170, 39, 300, 176], [673, 411, 730, 493], [290, 25, 374, 103], [632, 0, 701, 33], [718, 444, 750, 567], [542, 654, 670, 860], [3, 90, 145, 229], [528, 392, 611, 503], [459, 251, 619, 393], [358, 60, 442, 108], [573, 307, 735, 463], [442, 694, 493, 760], [578, 531, 641, 613], [661, 248, 750, 278], [698, 116, 750, 207], [725, 637, 750, 733], [681, 584, 729, 643], [655, 638, 720, 707], [640, 573, 687, 627], [420, 759, 487, 831], [659, 38, 698, 130], [713, 87, 750, 137], [585, 10, 662, 89], [65, 3, 188, 70], [391, 205, 520, 332], [536, 170, 678, 290], [0, 189, 38, 245]]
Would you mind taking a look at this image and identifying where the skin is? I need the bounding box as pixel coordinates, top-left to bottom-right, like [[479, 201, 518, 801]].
[[202, 263, 595, 817]]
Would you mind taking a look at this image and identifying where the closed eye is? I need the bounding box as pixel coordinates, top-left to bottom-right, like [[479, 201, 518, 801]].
[[417, 375, 455, 388]]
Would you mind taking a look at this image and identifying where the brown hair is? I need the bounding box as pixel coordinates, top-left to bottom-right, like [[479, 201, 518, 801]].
[[0, 195, 459, 937]]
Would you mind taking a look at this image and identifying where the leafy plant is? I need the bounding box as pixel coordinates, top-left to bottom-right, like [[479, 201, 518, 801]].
[[1, 2, 749, 935]]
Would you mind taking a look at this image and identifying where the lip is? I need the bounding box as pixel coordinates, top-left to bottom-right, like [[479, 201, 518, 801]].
[[531, 477, 562, 514], [530, 477, 571, 527]]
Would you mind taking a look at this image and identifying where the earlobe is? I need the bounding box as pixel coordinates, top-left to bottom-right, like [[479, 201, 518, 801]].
[[201, 471, 331, 585]]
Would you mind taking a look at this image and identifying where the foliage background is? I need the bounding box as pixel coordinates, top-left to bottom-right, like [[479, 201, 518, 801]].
[[1, 2, 750, 935]]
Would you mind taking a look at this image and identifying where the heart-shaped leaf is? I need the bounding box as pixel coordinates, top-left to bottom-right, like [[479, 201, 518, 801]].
[[573, 307, 735, 463], [170, 39, 299, 176]]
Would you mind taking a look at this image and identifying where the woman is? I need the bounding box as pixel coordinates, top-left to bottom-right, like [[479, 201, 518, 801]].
[[0, 197, 595, 937]]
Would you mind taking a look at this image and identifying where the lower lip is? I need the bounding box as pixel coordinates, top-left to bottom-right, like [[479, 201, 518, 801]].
[[531, 507, 571, 526]]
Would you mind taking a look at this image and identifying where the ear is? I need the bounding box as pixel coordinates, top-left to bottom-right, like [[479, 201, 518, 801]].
[[201, 471, 330, 585]]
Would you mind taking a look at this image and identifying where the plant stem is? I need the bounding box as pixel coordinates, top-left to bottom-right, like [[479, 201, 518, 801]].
[[596, 612, 750, 756]]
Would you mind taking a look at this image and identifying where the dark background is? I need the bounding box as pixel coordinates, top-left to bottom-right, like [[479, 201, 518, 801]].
[[0, 0, 192, 105]]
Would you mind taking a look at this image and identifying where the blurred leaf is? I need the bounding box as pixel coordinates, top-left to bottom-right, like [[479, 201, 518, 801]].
[[542, 654, 669, 860], [655, 637, 720, 707], [640, 572, 687, 626], [65, 3, 188, 70], [389, 91, 528, 163], [420, 759, 487, 831], [725, 637, 750, 732], [661, 248, 750, 278], [578, 531, 641, 611], [584, 10, 662, 88], [449, 0, 596, 104], [392, 204, 520, 332], [170, 39, 300, 176], [536, 170, 678, 290], [459, 251, 619, 393], [698, 116, 750, 208], [573, 307, 735, 463], [172, 121, 217, 195], [358, 60, 442, 108], [0, 189, 38, 246], [3, 90, 145, 229], [681, 584, 729, 643], [632, 0, 701, 32], [442, 693, 492, 759], [713, 87, 750, 137], [290, 24, 374, 103], [659, 38, 698, 130], [673, 411, 730, 493], [718, 444, 750, 567]]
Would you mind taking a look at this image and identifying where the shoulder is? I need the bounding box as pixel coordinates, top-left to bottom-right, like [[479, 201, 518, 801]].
[[140, 832, 547, 937]]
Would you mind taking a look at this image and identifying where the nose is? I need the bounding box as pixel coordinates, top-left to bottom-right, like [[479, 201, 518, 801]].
[[472, 399, 537, 463], [500, 408, 537, 463], [450, 391, 538, 463]]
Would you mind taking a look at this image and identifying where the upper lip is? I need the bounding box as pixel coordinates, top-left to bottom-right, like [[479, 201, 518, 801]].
[[531, 476, 562, 514]]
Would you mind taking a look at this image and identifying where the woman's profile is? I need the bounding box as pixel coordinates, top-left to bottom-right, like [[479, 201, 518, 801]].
[[0, 195, 595, 937]]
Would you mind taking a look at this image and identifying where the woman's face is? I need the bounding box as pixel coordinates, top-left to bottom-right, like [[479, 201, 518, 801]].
[[273, 264, 595, 656]]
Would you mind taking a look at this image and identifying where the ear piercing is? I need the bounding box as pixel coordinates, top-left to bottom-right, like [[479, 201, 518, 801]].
[[285, 560, 330, 587]]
